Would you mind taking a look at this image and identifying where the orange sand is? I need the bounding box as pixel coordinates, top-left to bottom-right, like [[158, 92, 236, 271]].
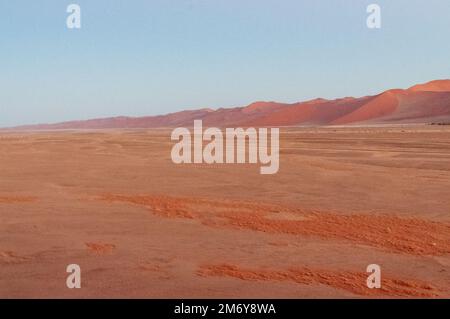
[[0, 196, 37, 204], [198, 264, 440, 297], [1, 126, 450, 298], [100, 194, 450, 256]]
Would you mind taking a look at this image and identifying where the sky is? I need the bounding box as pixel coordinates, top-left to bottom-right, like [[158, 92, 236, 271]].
[[1, 0, 450, 127]]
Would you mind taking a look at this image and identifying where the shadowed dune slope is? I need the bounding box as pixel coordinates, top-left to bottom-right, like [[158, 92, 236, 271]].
[[332, 91, 400, 125]]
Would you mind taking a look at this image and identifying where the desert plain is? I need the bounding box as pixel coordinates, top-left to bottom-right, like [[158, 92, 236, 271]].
[[1, 125, 450, 298]]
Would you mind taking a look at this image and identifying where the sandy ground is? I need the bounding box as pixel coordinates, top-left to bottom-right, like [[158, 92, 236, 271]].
[[0, 126, 450, 298]]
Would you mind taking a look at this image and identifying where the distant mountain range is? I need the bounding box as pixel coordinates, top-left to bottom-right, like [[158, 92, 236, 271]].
[[6, 79, 450, 130]]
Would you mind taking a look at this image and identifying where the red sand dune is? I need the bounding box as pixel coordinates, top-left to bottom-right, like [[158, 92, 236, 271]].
[[4, 79, 450, 130], [240, 97, 371, 126], [241, 101, 287, 114], [198, 264, 441, 297], [331, 91, 401, 125], [408, 79, 450, 92]]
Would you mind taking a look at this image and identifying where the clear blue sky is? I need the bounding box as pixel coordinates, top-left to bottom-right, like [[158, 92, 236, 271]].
[[1, 0, 450, 126]]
